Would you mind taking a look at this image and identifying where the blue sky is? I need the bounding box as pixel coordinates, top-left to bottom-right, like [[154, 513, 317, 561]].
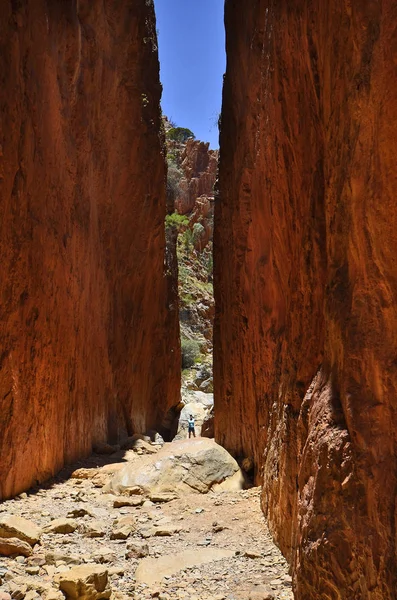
[[154, 0, 225, 149]]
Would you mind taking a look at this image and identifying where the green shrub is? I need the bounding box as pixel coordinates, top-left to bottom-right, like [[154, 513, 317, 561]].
[[166, 127, 195, 143], [181, 338, 200, 369], [165, 213, 189, 230]]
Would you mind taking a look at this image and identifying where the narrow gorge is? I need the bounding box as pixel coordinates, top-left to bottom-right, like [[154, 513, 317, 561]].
[[1, 1, 396, 599]]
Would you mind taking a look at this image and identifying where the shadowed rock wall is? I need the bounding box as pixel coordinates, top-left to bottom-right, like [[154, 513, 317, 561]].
[[0, 0, 180, 500], [215, 1, 397, 598]]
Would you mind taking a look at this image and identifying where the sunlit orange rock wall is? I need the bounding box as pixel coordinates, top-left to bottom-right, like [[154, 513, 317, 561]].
[[0, 0, 180, 500], [215, 1, 397, 598], [175, 140, 218, 216]]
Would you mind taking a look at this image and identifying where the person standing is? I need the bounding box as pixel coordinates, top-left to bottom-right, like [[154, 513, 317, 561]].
[[188, 414, 196, 438]]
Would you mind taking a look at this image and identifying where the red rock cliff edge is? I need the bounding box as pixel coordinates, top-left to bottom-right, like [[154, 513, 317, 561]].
[[0, 0, 180, 500], [215, 1, 397, 598]]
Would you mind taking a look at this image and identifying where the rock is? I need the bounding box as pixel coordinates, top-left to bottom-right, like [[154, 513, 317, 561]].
[[125, 541, 149, 559], [109, 438, 242, 496], [110, 516, 136, 540], [42, 519, 77, 535], [26, 555, 45, 566], [120, 434, 150, 450], [113, 497, 143, 508], [154, 523, 182, 536], [81, 521, 105, 538], [0, 538, 33, 557], [212, 470, 245, 492], [43, 591, 64, 600], [45, 552, 82, 566], [24, 591, 39, 600], [244, 549, 262, 559], [92, 442, 118, 455], [135, 548, 235, 585], [56, 565, 111, 600], [241, 457, 254, 473], [8, 581, 27, 600], [71, 469, 100, 481], [0, 594, 11, 600], [199, 378, 213, 393], [201, 406, 214, 438], [248, 586, 275, 600], [0, 516, 41, 546], [121, 486, 143, 497], [92, 549, 117, 565], [111, 593, 129, 600], [66, 508, 92, 518], [149, 492, 177, 503], [130, 439, 158, 454], [145, 431, 165, 446]]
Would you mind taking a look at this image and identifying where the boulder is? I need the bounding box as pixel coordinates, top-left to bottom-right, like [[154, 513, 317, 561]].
[[108, 438, 242, 496], [0, 537, 32, 557], [0, 515, 41, 546], [56, 565, 111, 600]]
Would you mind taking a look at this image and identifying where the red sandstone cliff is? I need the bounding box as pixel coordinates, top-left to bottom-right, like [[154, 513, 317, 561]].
[[176, 140, 217, 215], [0, 0, 180, 500], [215, 1, 397, 598]]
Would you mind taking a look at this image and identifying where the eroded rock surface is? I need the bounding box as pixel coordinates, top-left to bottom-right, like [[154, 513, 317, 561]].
[[0, 0, 179, 499], [215, 1, 397, 598]]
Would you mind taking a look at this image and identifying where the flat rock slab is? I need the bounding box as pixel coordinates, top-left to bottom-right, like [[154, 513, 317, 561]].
[[0, 515, 41, 545], [43, 518, 78, 534], [135, 548, 235, 584]]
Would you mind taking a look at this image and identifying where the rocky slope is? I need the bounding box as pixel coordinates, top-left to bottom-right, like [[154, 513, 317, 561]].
[[164, 122, 216, 395], [215, 1, 397, 598], [0, 0, 179, 500]]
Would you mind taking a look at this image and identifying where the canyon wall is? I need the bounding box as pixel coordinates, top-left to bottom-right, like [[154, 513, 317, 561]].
[[215, 1, 397, 598], [0, 0, 180, 500]]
